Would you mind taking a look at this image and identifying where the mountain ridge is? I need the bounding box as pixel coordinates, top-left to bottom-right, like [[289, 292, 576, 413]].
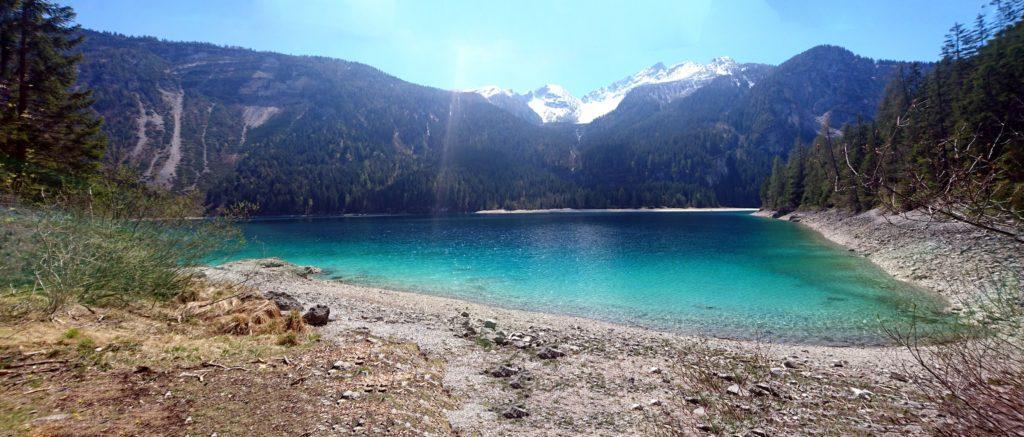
[[74, 30, 909, 214], [469, 56, 770, 124]]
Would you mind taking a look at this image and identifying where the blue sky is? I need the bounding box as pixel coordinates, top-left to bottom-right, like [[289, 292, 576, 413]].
[[66, 0, 988, 95]]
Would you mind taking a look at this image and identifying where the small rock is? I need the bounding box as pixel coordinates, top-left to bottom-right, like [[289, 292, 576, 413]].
[[851, 388, 874, 400], [630, 403, 644, 411], [890, 372, 910, 383], [692, 407, 707, 417], [769, 367, 786, 378], [750, 428, 769, 436], [488, 365, 520, 378], [340, 390, 360, 400], [647, 399, 662, 407], [303, 305, 330, 326], [483, 319, 497, 329], [649, 366, 662, 374], [684, 396, 702, 405], [332, 360, 352, 371], [750, 383, 779, 398], [783, 359, 800, 369], [460, 311, 470, 317], [832, 360, 846, 368], [537, 346, 566, 360], [502, 405, 529, 419], [298, 266, 322, 277], [726, 384, 748, 396]]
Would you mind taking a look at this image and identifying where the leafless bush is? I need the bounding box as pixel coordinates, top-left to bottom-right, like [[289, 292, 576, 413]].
[[886, 279, 1024, 435], [838, 111, 1023, 243]]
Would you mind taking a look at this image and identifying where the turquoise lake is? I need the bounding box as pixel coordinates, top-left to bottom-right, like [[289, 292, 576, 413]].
[[223, 211, 951, 345]]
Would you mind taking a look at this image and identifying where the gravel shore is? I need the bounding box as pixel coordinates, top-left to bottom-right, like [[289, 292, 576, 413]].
[[754, 208, 1023, 307], [200, 259, 944, 435]]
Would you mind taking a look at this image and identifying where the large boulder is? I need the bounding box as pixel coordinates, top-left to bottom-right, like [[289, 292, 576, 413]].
[[303, 305, 330, 326]]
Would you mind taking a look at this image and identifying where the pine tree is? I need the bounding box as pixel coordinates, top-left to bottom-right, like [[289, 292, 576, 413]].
[[800, 143, 831, 208], [969, 13, 990, 52], [764, 156, 786, 210], [942, 23, 969, 60], [990, 0, 1024, 30], [782, 142, 806, 209], [0, 0, 105, 190]]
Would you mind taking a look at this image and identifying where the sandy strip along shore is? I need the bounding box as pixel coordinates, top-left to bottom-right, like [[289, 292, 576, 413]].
[[475, 207, 759, 214], [201, 259, 941, 435]]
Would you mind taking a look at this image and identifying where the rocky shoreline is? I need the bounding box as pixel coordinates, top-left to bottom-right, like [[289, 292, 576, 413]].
[[200, 259, 945, 435], [754, 208, 1023, 308]]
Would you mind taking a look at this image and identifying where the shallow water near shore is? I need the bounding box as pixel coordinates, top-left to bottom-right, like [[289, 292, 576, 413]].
[[220, 211, 953, 345]]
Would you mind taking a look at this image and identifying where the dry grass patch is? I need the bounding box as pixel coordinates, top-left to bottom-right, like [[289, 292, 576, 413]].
[[0, 284, 456, 436]]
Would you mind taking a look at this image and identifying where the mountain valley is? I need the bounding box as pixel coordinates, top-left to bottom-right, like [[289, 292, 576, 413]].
[[77, 32, 903, 215]]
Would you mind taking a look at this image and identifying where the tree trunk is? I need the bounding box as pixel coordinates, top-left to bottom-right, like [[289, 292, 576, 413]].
[[0, 1, 15, 82], [13, 0, 31, 162]]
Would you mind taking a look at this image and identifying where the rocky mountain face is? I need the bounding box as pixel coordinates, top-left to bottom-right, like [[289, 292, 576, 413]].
[[76, 31, 904, 214], [461, 86, 542, 125]]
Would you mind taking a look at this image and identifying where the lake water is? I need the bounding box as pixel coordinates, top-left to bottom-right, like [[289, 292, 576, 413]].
[[223, 211, 951, 345]]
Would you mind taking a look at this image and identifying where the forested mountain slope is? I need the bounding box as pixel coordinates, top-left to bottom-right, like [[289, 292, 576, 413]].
[[762, 19, 1024, 240], [75, 32, 903, 214], [574, 46, 902, 207], [77, 31, 579, 214]]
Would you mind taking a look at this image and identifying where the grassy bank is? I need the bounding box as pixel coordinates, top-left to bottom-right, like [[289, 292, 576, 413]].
[[0, 286, 454, 435]]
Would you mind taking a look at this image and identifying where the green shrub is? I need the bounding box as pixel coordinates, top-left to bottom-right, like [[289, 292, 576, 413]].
[[1, 170, 247, 314]]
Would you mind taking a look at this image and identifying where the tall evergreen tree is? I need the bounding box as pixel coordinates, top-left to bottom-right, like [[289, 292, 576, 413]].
[[782, 142, 807, 209], [943, 23, 970, 60], [765, 156, 786, 210], [0, 0, 105, 190]]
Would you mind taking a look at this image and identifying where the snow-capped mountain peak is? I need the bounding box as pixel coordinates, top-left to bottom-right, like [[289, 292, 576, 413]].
[[467, 56, 749, 124], [526, 84, 581, 123], [467, 85, 516, 99]]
